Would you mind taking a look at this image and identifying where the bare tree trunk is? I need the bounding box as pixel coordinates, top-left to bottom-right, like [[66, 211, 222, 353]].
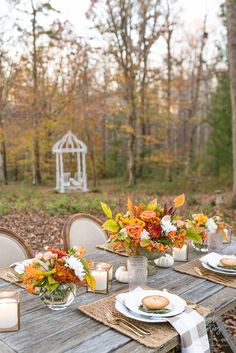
[[0, 113, 7, 184], [83, 46, 97, 188], [165, 7, 173, 182], [187, 19, 208, 170], [227, 0, 236, 207], [31, 0, 41, 185]]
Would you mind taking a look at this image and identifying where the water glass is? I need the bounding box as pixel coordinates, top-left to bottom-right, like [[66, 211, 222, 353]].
[[127, 256, 147, 291], [207, 231, 223, 253]]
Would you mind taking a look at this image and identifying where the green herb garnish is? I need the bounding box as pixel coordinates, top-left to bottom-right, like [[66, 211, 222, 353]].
[[138, 304, 171, 314], [217, 265, 236, 271]]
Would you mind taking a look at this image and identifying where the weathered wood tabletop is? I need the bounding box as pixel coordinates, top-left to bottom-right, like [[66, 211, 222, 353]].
[[0, 242, 235, 353]]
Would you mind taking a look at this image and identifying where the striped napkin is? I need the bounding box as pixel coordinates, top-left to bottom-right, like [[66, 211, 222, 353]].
[[167, 305, 210, 353], [117, 288, 210, 353]]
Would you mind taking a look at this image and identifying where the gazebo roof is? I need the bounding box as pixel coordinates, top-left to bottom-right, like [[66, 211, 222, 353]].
[[52, 131, 87, 153]]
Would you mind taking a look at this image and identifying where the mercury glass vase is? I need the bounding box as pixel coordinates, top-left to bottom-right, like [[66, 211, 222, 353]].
[[40, 283, 76, 310]]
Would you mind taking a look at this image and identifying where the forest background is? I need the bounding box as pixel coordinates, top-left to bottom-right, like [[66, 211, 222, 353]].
[[0, 0, 232, 189]]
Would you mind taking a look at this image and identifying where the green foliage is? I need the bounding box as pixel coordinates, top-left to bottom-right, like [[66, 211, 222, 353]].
[[0, 199, 10, 215], [102, 219, 120, 232], [100, 202, 112, 218], [185, 228, 202, 242]]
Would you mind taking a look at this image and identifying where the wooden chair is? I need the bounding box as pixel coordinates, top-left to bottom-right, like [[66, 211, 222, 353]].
[[63, 213, 108, 253], [0, 228, 33, 267]]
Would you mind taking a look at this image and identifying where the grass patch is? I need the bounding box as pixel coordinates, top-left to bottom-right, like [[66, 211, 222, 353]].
[[0, 176, 232, 216]]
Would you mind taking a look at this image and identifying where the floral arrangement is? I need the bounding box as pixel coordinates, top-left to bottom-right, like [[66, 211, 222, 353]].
[[187, 213, 225, 243], [17, 247, 95, 295], [101, 195, 202, 255]]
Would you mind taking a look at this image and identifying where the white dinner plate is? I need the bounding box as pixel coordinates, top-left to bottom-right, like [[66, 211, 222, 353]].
[[115, 300, 167, 323], [124, 290, 186, 318], [207, 255, 236, 273], [201, 262, 236, 276]]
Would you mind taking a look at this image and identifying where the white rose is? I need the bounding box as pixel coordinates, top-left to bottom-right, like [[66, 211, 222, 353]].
[[64, 256, 85, 281], [140, 229, 150, 240], [206, 218, 217, 233], [161, 218, 177, 234]]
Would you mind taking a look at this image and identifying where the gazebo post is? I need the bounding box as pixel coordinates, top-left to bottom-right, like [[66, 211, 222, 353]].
[[59, 153, 64, 193], [56, 153, 60, 190], [82, 152, 88, 192], [77, 152, 81, 183]]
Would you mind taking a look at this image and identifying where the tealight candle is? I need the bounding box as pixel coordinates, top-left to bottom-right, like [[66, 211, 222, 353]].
[[87, 266, 110, 294], [91, 269, 108, 291], [222, 228, 231, 244], [173, 243, 188, 262], [0, 290, 20, 332], [96, 262, 113, 280]]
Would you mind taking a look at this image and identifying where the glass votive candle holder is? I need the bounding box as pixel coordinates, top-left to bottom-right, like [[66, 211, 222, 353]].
[[222, 227, 232, 244], [207, 231, 223, 253], [96, 262, 113, 280], [172, 242, 189, 262], [0, 290, 20, 332], [127, 256, 147, 291], [87, 262, 111, 294]]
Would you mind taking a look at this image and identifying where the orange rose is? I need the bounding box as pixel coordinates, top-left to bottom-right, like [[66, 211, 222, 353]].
[[140, 210, 156, 222], [125, 224, 142, 239]]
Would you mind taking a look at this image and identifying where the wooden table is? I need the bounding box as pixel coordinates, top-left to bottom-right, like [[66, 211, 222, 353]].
[[0, 242, 235, 353]]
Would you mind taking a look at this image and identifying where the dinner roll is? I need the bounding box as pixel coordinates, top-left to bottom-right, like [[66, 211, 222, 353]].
[[220, 258, 236, 268], [141, 295, 169, 310]]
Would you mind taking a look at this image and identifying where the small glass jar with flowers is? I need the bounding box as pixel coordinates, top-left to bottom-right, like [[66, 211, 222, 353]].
[[16, 247, 95, 310], [188, 214, 225, 252]]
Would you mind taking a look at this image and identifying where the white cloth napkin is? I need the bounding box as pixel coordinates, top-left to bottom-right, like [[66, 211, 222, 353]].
[[10, 259, 33, 274], [200, 252, 222, 266], [116, 288, 210, 353]]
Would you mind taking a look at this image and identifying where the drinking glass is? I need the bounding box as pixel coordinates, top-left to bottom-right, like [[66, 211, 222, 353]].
[[127, 256, 147, 291], [207, 231, 223, 253]]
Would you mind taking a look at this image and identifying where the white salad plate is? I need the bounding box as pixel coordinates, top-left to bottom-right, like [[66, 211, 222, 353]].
[[201, 262, 236, 276], [124, 289, 186, 318], [115, 299, 168, 323], [207, 255, 236, 274]]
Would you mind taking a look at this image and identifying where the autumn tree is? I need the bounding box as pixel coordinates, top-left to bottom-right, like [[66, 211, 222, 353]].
[[227, 0, 236, 207], [88, 0, 162, 185]]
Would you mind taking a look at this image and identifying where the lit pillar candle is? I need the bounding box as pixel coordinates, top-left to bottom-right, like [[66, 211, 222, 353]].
[[173, 244, 188, 262], [96, 262, 113, 280], [91, 269, 108, 291], [0, 298, 18, 331]]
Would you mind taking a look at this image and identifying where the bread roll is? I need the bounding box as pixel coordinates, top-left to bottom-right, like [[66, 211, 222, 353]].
[[141, 295, 169, 310], [220, 258, 236, 268]]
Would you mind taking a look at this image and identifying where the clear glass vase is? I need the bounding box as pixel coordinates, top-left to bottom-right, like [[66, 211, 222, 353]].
[[40, 283, 76, 310], [135, 247, 163, 275], [191, 240, 208, 253]]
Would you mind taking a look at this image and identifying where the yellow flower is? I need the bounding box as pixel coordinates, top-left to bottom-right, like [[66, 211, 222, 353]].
[[194, 213, 208, 224], [129, 218, 146, 227]]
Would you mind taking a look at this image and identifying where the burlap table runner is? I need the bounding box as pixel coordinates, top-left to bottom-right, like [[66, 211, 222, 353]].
[[78, 294, 212, 349], [0, 267, 24, 288], [175, 259, 236, 288], [96, 243, 128, 257]]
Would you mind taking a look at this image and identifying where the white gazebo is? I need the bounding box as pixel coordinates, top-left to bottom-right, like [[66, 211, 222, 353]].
[[52, 131, 88, 193]]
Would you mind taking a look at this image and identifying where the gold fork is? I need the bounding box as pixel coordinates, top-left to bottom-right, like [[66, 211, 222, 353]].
[[110, 311, 151, 335], [105, 311, 147, 337], [194, 267, 232, 283]]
